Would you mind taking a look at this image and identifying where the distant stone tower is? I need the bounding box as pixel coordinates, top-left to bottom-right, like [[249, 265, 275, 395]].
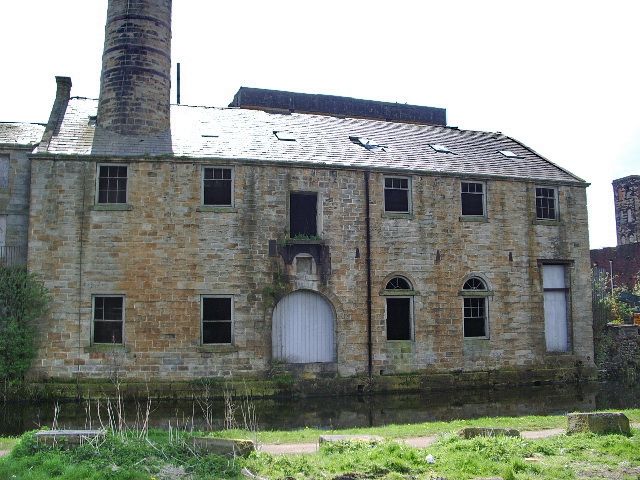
[[97, 0, 172, 135], [613, 175, 640, 245]]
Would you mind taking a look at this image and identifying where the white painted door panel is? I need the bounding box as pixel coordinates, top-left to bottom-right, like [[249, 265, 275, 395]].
[[543, 265, 568, 352], [272, 290, 335, 363]]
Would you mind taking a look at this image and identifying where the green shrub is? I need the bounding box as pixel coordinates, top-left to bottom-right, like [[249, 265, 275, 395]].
[[0, 266, 50, 384]]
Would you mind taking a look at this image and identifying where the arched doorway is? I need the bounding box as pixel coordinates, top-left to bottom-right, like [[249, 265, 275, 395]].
[[272, 290, 336, 363]]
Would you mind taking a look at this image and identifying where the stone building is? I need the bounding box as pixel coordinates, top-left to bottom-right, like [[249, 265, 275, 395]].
[[23, 0, 595, 389], [0, 122, 45, 265]]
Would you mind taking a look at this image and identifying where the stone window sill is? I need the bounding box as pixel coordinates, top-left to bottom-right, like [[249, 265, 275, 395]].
[[463, 336, 490, 341], [459, 215, 488, 223], [197, 344, 238, 353], [533, 219, 561, 226], [382, 212, 414, 220], [84, 344, 130, 353], [196, 206, 237, 213], [380, 289, 420, 297], [92, 204, 133, 211]]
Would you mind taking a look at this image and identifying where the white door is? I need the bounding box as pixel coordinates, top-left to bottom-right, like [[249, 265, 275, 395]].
[[543, 265, 569, 352], [272, 290, 336, 363]]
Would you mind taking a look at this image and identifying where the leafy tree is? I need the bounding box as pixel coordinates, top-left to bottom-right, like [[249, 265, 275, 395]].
[[0, 266, 50, 384]]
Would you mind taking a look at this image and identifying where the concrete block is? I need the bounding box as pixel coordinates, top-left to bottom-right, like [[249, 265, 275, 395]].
[[192, 437, 256, 457], [35, 429, 105, 447]]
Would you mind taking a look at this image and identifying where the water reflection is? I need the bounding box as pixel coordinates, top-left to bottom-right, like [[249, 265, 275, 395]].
[[1, 382, 638, 436]]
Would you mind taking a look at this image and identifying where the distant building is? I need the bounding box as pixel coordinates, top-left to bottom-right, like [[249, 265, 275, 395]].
[[590, 175, 640, 290]]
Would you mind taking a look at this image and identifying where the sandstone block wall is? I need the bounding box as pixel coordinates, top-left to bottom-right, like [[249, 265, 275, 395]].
[[28, 158, 594, 381]]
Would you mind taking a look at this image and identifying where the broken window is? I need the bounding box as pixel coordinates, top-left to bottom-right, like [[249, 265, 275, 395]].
[[461, 182, 485, 216], [384, 177, 410, 213], [97, 165, 127, 204], [384, 277, 413, 340], [202, 296, 233, 344], [203, 167, 233, 206], [93, 296, 124, 344], [0, 155, 9, 189], [290, 192, 318, 238], [536, 187, 557, 220], [461, 277, 489, 338]]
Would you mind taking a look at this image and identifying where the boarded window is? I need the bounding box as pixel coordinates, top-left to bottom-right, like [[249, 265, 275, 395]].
[[202, 296, 232, 344], [384, 177, 409, 213], [0, 155, 9, 189], [542, 265, 569, 352], [93, 296, 124, 344], [536, 187, 557, 220], [461, 182, 485, 216], [98, 165, 127, 204], [203, 167, 233, 206], [0, 215, 6, 246], [290, 192, 317, 237]]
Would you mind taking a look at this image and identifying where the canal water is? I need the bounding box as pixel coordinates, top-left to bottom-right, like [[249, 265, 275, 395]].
[[1, 382, 638, 436]]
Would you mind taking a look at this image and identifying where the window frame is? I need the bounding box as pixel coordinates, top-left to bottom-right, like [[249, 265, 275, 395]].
[[96, 163, 129, 205], [383, 176, 412, 214], [201, 295, 234, 345], [535, 186, 558, 221], [460, 181, 487, 218], [202, 166, 234, 207], [289, 191, 320, 238], [92, 294, 125, 345], [382, 276, 415, 341], [460, 277, 491, 339]]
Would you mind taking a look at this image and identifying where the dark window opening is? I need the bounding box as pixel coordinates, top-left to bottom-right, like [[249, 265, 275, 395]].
[[203, 167, 232, 206], [461, 182, 485, 216], [463, 297, 486, 337], [536, 187, 556, 220], [290, 192, 318, 237], [384, 177, 409, 213], [202, 297, 232, 344], [386, 297, 411, 340], [93, 296, 123, 344], [98, 165, 127, 204]]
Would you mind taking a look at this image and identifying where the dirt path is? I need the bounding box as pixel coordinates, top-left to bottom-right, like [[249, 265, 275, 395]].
[[259, 427, 568, 455]]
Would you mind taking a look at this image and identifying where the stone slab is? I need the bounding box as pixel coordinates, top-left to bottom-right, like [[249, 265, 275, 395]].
[[458, 427, 520, 439], [192, 437, 255, 457], [319, 434, 383, 444], [567, 412, 631, 435]]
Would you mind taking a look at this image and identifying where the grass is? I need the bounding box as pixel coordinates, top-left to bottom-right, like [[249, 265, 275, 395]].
[[0, 437, 18, 452], [0, 409, 638, 479]]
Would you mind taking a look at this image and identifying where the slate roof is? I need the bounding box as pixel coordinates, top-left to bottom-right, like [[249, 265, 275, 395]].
[[0, 122, 46, 147], [38, 97, 584, 184]]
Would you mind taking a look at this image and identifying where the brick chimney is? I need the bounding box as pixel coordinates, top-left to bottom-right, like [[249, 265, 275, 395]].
[[97, 0, 172, 135]]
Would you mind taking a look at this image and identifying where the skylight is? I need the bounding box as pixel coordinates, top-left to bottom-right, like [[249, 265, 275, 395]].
[[349, 136, 386, 152], [430, 144, 453, 153], [274, 131, 296, 141], [499, 150, 522, 158]]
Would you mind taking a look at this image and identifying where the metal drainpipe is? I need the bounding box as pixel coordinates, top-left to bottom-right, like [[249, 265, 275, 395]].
[[364, 171, 373, 379], [76, 163, 87, 398]]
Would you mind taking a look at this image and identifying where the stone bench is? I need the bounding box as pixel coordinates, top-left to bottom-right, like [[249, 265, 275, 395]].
[[458, 427, 520, 439], [319, 434, 384, 444], [567, 412, 631, 436], [192, 437, 256, 457], [35, 430, 105, 447]]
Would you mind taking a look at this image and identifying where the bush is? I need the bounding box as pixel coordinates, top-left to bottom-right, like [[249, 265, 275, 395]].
[[0, 266, 50, 384]]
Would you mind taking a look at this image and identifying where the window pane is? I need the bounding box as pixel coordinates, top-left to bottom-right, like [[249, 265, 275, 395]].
[[463, 297, 486, 337], [203, 168, 232, 206], [98, 165, 127, 204], [103, 297, 123, 320], [203, 297, 231, 321], [386, 297, 411, 340], [94, 321, 123, 343], [461, 193, 484, 215], [203, 321, 232, 344], [385, 189, 409, 212]]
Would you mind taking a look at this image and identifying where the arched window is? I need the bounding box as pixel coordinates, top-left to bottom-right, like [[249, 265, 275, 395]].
[[461, 277, 490, 338], [383, 276, 414, 341], [386, 277, 412, 290]]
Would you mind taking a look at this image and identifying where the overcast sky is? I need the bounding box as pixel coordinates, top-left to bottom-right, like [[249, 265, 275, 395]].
[[1, 1, 638, 248]]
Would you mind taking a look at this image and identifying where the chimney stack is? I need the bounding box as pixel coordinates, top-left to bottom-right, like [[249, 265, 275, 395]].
[[97, 0, 172, 136]]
